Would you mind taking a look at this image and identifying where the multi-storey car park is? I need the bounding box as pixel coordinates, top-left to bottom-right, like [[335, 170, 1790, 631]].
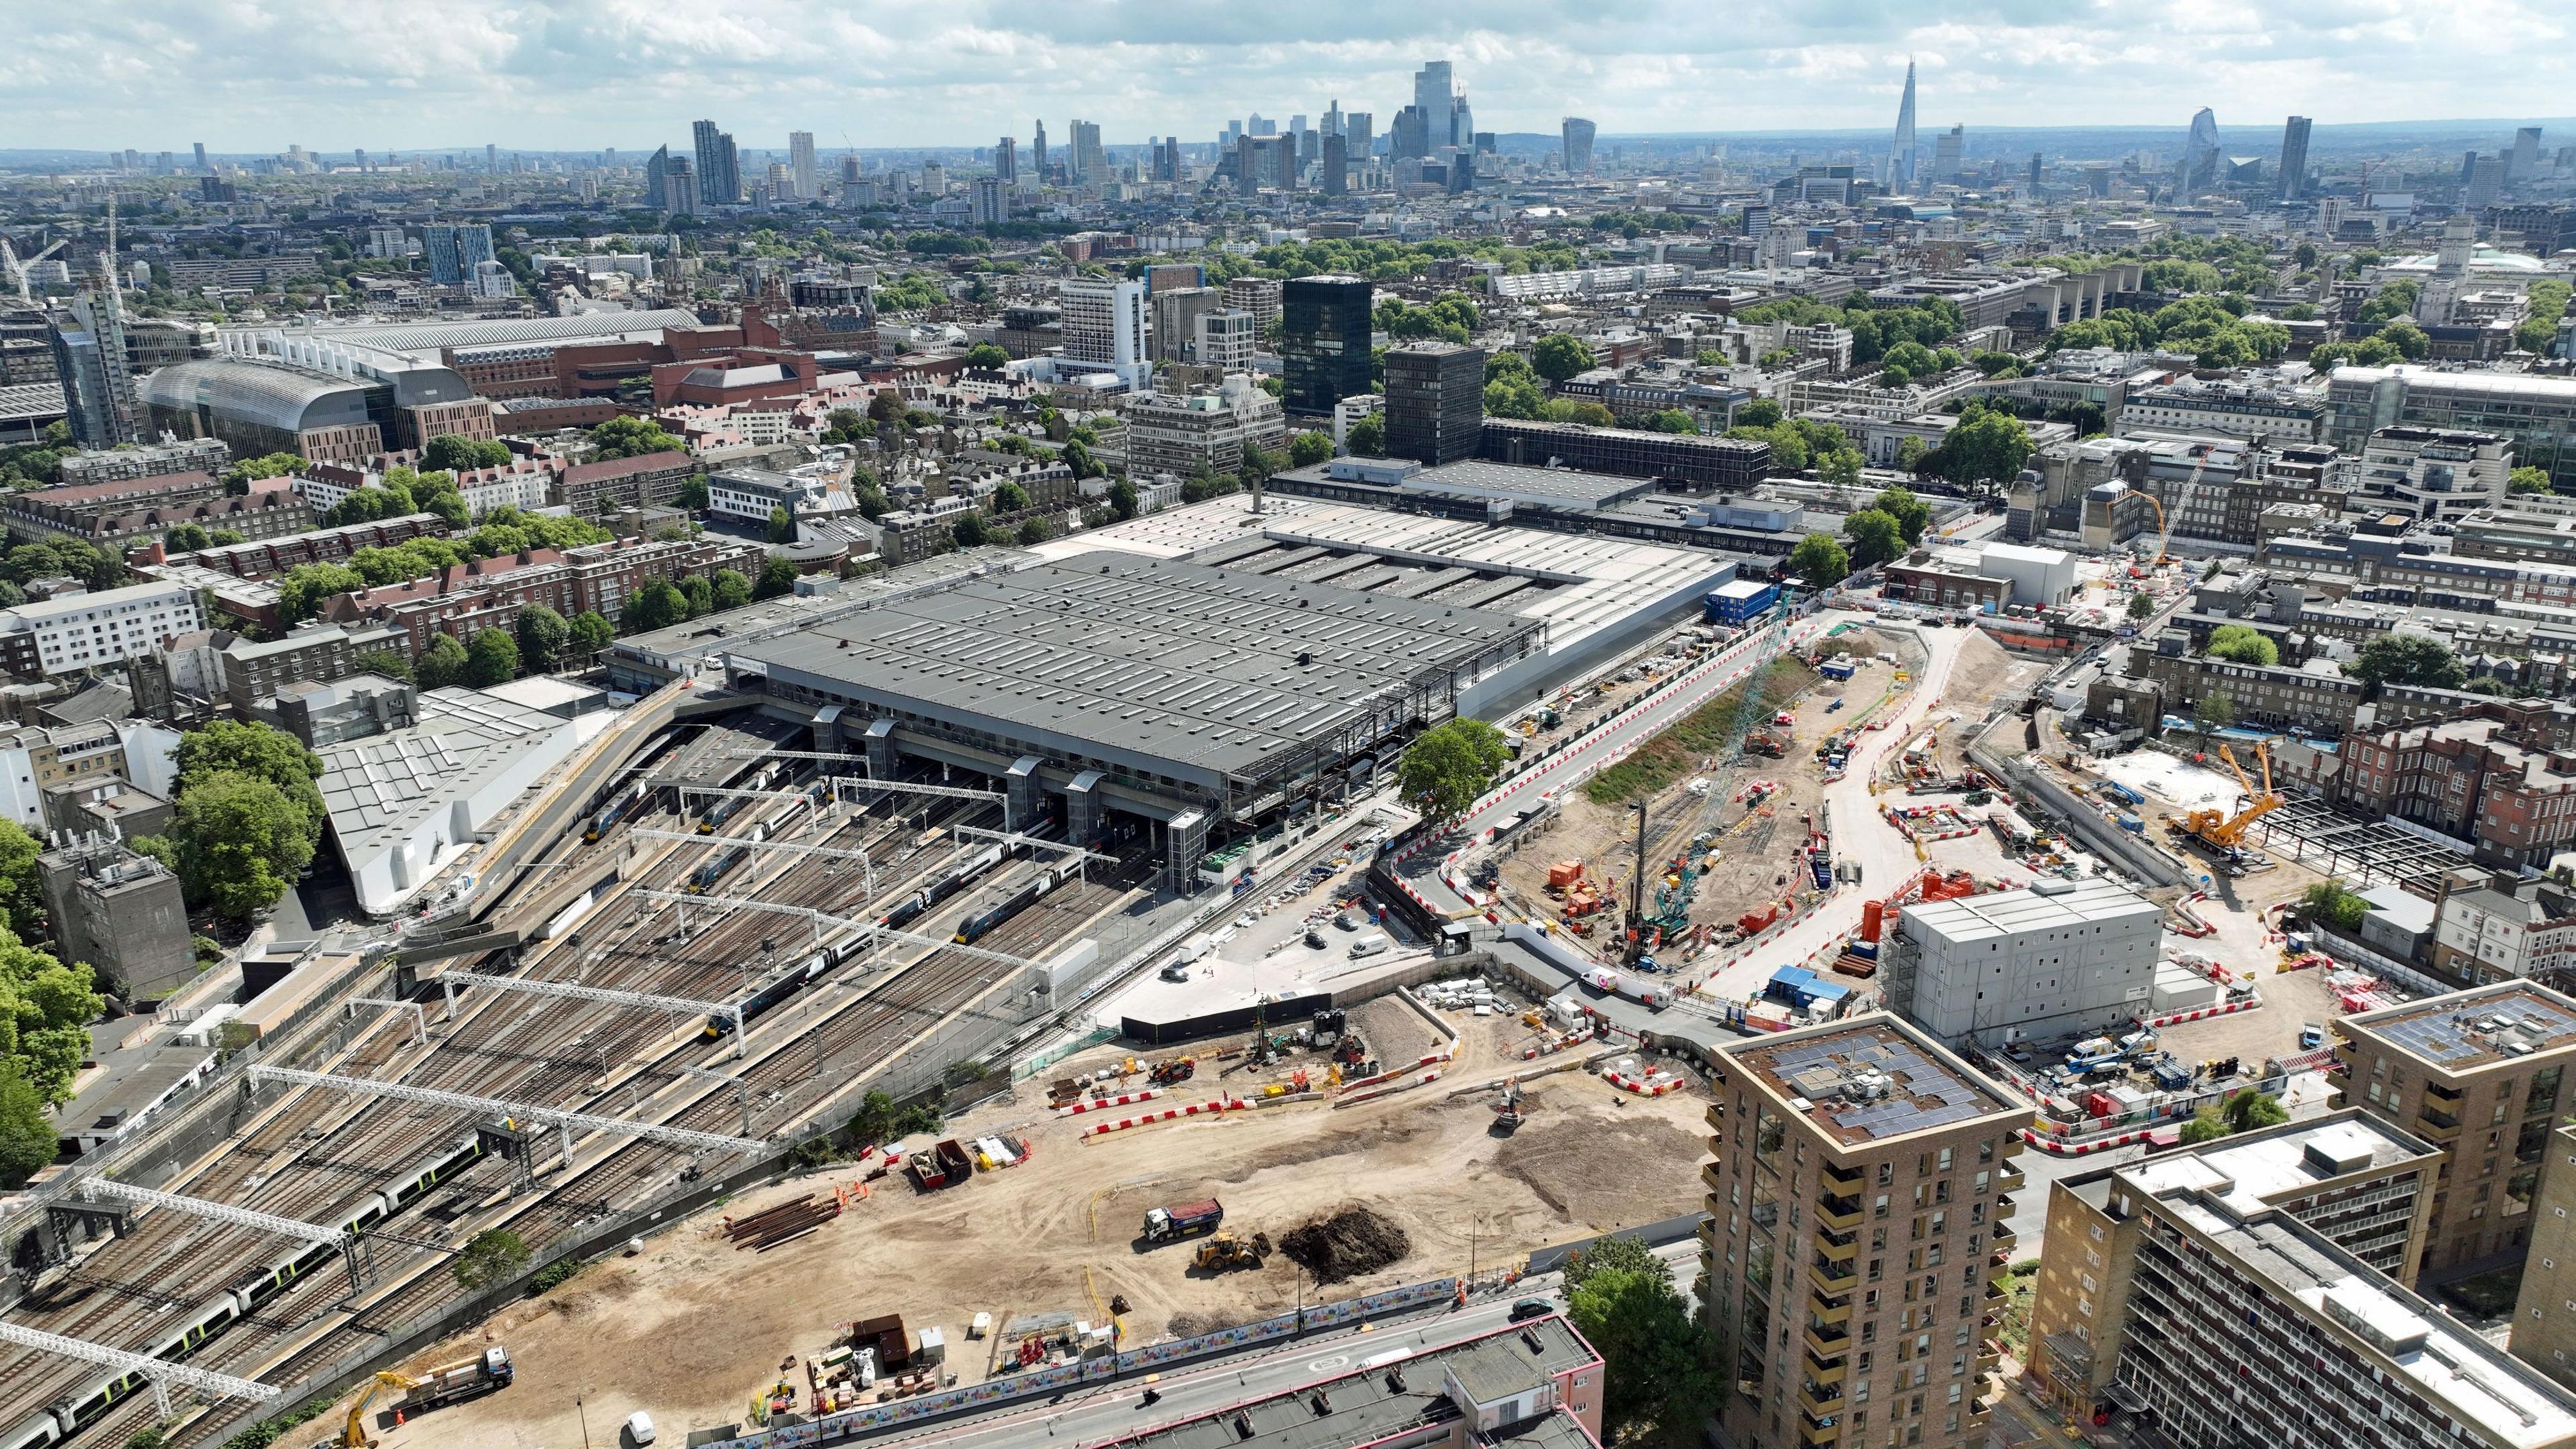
[[0, 713, 1162, 1449]]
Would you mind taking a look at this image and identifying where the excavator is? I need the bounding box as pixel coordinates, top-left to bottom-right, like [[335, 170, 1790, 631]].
[[2166, 738, 2283, 870], [1493, 1078, 1531, 1132], [330, 1371, 420, 1448]]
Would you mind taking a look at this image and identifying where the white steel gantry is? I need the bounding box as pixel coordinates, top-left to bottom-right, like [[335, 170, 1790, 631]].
[[245, 1066, 759, 1173], [633, 890, 1050, 974], [78, 1178, 376, 1294], [428, 971, 749, 1059], [627, 828, 875, 890], [0, 1318, 280, 1417]]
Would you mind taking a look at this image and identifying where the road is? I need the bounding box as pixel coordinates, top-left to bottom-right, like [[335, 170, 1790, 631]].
[[875, 1240, 1701, 1449]]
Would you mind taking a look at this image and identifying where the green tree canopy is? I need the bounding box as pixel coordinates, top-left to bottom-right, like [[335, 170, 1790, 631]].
[[2127, 592, 2157, 621], [421, 434, 512, 472], [1871, 486, 1929, 544], [1346, 413, 1387, 457], [2512, 466, 2554, 496], [163, 523, 211, 554], [0, 1059, 55, 1187], [1789, 532, 1849, 588], [515, 604, 570, 673], [463, 629, 519, 687], [2303, 881, 2369, 931], [219, 453, 305, 494], [569, 610, 616, 659], [355, 648, 415, 683], [176, 721, 325, 837], [588, 415, 684, 460], [453, 1227, 531, 1290], [753, 559, 800, 600], [166, 772, 317, 920], [1733, 398, 1784, 429], [2349, 634, 2467, 690], [1531, 334, 1597, 383], [2222, 1087, 2290, 1133], [1289, 430, 1335, 466], [1924, 400, 2035, 492], [1563, 1233, 1724, 1441], [1842, 509, 1904, 570], [0, 819, 44, 941], [278, 563, 365, 624], [1395, 718, 1511, 826], [711, 568, 752, 612], [417, 633, 470, 688], [963, 343, 1012, 370], [2206, 625, 2279, 667]]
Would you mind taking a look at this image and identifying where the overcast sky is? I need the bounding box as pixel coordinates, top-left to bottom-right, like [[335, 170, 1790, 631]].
[[9, 0, 2570, 155]]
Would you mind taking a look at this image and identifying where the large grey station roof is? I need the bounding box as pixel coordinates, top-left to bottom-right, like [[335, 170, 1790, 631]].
[[731, 550, 1541, 780]]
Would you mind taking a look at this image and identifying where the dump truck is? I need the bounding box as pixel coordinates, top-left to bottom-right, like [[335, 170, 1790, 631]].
[[1193, 1231, 1273, 1271], [1144, 1198, 1226, 1243], [398, 1346, 514, 1415]]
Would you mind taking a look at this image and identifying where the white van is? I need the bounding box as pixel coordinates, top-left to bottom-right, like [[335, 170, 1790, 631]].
[[1348, 930, 1391, 959], [627, 1411, 657, 1446]]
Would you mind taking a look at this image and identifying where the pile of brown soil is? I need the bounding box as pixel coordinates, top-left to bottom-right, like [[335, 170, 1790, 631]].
[[1279, 1204, 1412, 1285]]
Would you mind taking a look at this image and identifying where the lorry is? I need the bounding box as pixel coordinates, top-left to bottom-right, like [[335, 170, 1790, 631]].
[[1348, 930, 1391, 959], [1144, 1198, 1226, 1243], [399, 1346, 515, 1415]]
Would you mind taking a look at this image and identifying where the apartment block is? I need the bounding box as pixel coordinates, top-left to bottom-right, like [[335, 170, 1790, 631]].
[[1705, 1014, 2031, 1449], [2333, 982, 2576, 1274], [0, 581, 203, 681], [2026, 1113, 2572, 1449], [1122, 377, 1288, 482], [2514, 1124, 2576, 1389], [2333, 708, 2576, 869]]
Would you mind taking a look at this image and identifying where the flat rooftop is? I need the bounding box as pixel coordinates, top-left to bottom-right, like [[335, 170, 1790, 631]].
[[1900, 877, 2162, 945], [729, 549, 1541, 783], [1725, 1014, 2024, 1146], [317, 688, 573, 857], [2343, 981, 2576, 1073], [2117, 1112, 2439, 1218]]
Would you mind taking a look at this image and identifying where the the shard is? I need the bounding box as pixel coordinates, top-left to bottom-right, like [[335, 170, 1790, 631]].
[[1890, 58, 1919, 192]]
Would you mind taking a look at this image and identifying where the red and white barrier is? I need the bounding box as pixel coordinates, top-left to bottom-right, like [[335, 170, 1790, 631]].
[[1082, 1097, 1250, 1138], [1059, 1088, 1163, 1116], [2140, 997, 2259, 1029], [2020, 1125, 2156, 1156]]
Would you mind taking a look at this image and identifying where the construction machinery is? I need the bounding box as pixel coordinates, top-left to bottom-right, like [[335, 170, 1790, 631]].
[[329, 1371, 417, 1448], [1, 237, 65, 307], [1743, 731, 1786, 759], [1493, 1077, 1531, 1132], [1148, 1055, 1197, 1086], [2166, 739, 2283, 868], [1191, 1230, 1273, 1271]]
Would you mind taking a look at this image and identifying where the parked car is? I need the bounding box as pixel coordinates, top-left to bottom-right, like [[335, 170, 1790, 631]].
[[1509, 1297, 1554, 1322]]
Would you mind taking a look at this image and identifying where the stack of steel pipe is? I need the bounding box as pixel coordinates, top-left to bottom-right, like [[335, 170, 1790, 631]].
[[724, 1193, 843, 1251]]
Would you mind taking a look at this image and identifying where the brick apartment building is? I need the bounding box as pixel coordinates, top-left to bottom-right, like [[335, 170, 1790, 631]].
[[2332, 703, 2576, 867], [2, 471, 225, 543], [320, 534, 766, 652], [21, 486, 318, 553], [557, 449, 700, 515], [146, 514, 449, 582]]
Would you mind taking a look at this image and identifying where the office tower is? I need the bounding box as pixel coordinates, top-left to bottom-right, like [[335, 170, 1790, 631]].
[[2513, 126, 2546, 182], [1289, 114, 1306, 138], [1705, 1015, 2029, 1449], [1069, 120, 1103, 182], [156, 151, 171, 174], [920, 160, 945, 195], [421, 224, 496, 286], [1247, 113, 1275, 136], [1033, 119, 1048, 178], [790, 131, 816, 199], [839, 154, 863, 185], [1152, 137, 1181, 183], [2278, 115, 2312, 200], [645, 145, 672, 207], [1195, 310, 1259, 373], [352, 148, 366, 172], [1391, 107, 1432, 162], [2331, 981, 2576, 1276], [1383, 343, 1485, 466], [1279, 274, 1373, 415], [995, 136, 1016, 184], [1297, 129, 1319, 168], [1933, 123, 1963, 182], [2021, 1112, 2561, 1446], [485, 142, 498, 172], [48, 292, 141, 449], [2028, 152, 2042, 184], [2179, 106, 2221, 195], [1346, 113, 1372, 160], [1890, 58, 1919, 192], [661, 154, 698, 215], [192, 141, 207, 172], [2469, 152, 2506, 209], [692, 120, 741, 205], [1561, 117, 1596, 176], [1057, 277, 1148, 388], [970, 177, 1008, 226], [1413, 60, 1452, 124], [1322, 100, 1342, 137], [765, 161, 792, 203], [1235, 135, 1295, 193], [1224, 276, 1282, 332], [1149, 286, 1216, 362], [1448, 97, 1473, 152], [1320, 133, 1348, 195]]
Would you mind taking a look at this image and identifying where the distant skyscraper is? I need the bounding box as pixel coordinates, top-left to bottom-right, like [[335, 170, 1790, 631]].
[[645, 145, 671, 207], [1236, 135, 1295, 193], [1323, 101, 1343, 138], [1152, 137, 1181, 184], [485, 142, 498, 172], [970, 176, 1009, 226], [2512, 126, 2544, 182], [1562, 118, 1596, 176], [1034, 119, 1048, 178], [2179, 107, 2221, 195], [2467, 152, 2506, 209], [996, 136, 1017, 184], [1449, 97, 1474, 152], [192, 141, 208, 172], [1933, 123, 1963, 182], [422, 224, 496, 286], [1347, 113, 1372, 160], [790, 131, 816, 200], [1280, 274, 1375, 416], [1320, 133, 1348, 195], [692, 120, 741, 206], [1413, 60, 1453, 124], [1392, 107, 1432, 162], [2277, 116, 2312, 200], [661, 153, 698, 215], [1069, 120, 1103, 182], [48, 292, 140, 449], [1890, 59, 1919, 192]]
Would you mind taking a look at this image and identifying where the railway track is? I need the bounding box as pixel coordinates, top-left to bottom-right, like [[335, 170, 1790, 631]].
[[1, 775, 1014, 1445]]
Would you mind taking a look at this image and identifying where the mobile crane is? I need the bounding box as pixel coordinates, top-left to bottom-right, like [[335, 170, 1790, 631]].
[[2166, 739, 2283, 869]]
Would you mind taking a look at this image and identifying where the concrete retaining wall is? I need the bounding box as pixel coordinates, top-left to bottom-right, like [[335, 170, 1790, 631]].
[[1968, 722, 2190, 888]]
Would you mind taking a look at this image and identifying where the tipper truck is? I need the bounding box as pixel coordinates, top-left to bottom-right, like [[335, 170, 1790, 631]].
[[1143, 1198, 1225, 1243]]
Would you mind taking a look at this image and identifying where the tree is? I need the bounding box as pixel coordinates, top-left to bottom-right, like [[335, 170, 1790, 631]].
[[952, 514, 991, 549], [515, 604, 570, 673], [2192, 690, 2236, 742], [278, 563, 364, 624], [1930, 402, 2035, 492], [675, 476, 710, 509], [1239, 443, 1284, 493], [1108, 478, 1140, 521], [569, 610, 616, 659], [462, 629, 519, 686], [1564, 1235, 1723, 1441], [678, 574, 714, 619], [622, 580, 689, 634], [1394, 718, 1511, 827], [2304, 881, 2369, 931], [963, 343, 1012, 370], [219, 453, 304, 494], [2375, 318, 2432, 361], [453, 1228, 531, 1291], [761, 504, 795, 545], [2221, 1087, 2290, 1134], [0, 1061, 54, 1188], [421, 435, 512, 472], [1531, 334, 1596, 383], [1345, 413, 1387, 457], [2127, 592, 2157, 621], [753, 559, 800, 600], [1842, 509, 1904, 570], [1894, 436, 1931, 473], [1733, 398, 1784, 429], [1788, 532, 1849, 588], [1483, 376, 1546, 419], [1819, 448, 1862, 488], [1289, 430, 1335, 467], [0, 820, 38, 940], [1061, 439, 1102, 480], [587, 415, 683, 460], [168, 772, 315, 919], [2512, 466, 2553, 496], [417, 633, 470, 688], [2206, 625, 2279, 667], [1642, 409, 1698, 435], [354, 648, 415, 683], [711, 568, 752, 612], [2176, 1105, 2231, 1144], [176, 721, 325, 837], [163, 523, 211, 554], [2349, 634, 2467, 690], [1871, 486, 1929, 544], [1017, 517, 1057, 545]]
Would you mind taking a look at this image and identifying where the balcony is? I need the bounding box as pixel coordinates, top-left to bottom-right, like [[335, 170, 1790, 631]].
[[1979, 1339, 2004, 1373], [1803, 1322, 1851, 1362], [1798, 1417, 1843, 1449], [1984, 1277, 2008, 1305], [1805, 1351, 1847, 1387], [1813, 1253, 1858, 1287], [1703, 1163, 1724, 1195], [1816, 1230, 1860, 1263], [1972, 1375, 2007, 1416], [1816, 1193, 1864, 1231], [1996, 1162, 2025, 1194], [1809, 1291, 1854, 1326], [1821, 1161, 1865, 1193], [2426, 1079, 2463, 1102], [1797, 1382, 1845, 1419], [1988, 1256, 2014, 1285], [1706, 1103, 1725, 1134], [1992, 1221, 2019, 1254], [2416, 1108, 2462, 1143]]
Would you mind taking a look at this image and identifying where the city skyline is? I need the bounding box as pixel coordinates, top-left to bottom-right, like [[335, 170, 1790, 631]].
[[11, 1, 2575, 154]]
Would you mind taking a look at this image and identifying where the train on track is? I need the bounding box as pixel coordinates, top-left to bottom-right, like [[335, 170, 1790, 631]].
[[686, 845, 753, 895], [1, 1132, 491, 1449], [585, 783, 647, 843], [954, 861, 1077, 944], [702, 953, 831, 1040]]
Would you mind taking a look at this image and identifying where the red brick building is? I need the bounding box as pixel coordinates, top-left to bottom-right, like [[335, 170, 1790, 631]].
[[318, 533, 767, 654], [649, 345, 829, 410], [2334, 704, 2576, 867]]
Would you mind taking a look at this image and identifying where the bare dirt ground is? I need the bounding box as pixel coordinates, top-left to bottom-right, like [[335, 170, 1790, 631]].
[[1929, 631, 2048, 776], [374, 1002, 1712, 1449]]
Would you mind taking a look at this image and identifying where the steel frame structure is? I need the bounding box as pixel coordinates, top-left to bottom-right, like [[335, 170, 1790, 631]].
[[627, 828, 875, 890], [0, 1319, 278, 1418], [633, 890, 1049, 975], [245, 1066, 758, 1173], [429, 971, 747, 1059], [80, 1178, 376, 1295]]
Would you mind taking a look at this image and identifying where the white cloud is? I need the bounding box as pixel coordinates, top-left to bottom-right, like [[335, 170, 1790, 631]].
[[8, 0, 2569, 152]]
